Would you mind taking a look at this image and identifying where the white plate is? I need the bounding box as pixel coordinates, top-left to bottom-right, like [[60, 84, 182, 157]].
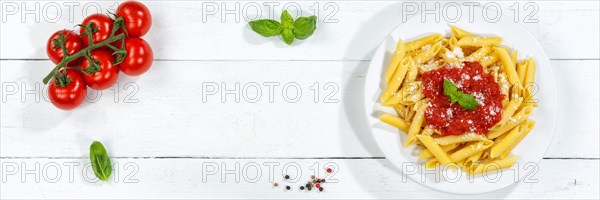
[[364, 6, 558, 194]]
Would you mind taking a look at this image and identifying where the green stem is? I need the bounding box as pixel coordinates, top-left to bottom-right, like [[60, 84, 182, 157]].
[[105, 44, 120, 52], [43, 33, 126, 85]]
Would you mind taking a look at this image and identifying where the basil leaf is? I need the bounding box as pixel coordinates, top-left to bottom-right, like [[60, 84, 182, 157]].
[[90, 141, 112, 181], [282, 28, 294, 45], [443, 79, 478, 110], [249, 19, 282, 37], [292, 16, 317, 40], [281, 10, 294, 29], [443, 79, 458, 103], [458, 93, 478, 110]]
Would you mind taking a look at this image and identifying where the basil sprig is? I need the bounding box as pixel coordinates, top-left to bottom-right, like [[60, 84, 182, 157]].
[[249, 10, 317, 45], [443, 79, 478, 110], [90, 141, 112, 181]]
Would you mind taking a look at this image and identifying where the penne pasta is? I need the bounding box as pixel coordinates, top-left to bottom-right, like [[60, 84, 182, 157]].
[[405, 60, 419, 83], [393, 104, 406, 117], [380, 57, 412, 103], [414, 42, 442, 64], [466, 151, 484, 165], [384, 38, 406, 84], [480, 53, 499, 68], [465, 46, 492, 62], [457, 36, 503, 47], [385, 81, 423, 106], [380, 113, 410, 133], [471, 156, 518, 175], [449, 140, 494, 162], [405, 100, 428, 146], [516, 60, 528, 85], [448, 36, 459, 49], [522, 57, 537, 106], [450, 25, 474, 39], [434, 133, 489, 146], [524, 57, 536, 85], [404, 33, 443, 52], [439, 47, 459, 65], [420, 126, 434, 136], [510, 50, 518, 65], [495, 98, 523, 127], [419, 143, 459, 159], [404, 104, 416, 122], [487, 106, 534, 139], [425, 158, 439, 169], [417, 135, 452, 165], [494, 47, 519, 86], [490, 119, 535, 158]]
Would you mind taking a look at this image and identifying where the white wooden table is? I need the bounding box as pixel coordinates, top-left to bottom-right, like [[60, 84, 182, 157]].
[[1, 1, 599, 199]]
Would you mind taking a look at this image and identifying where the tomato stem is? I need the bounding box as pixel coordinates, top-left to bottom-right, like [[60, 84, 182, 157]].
[[43, 16, 128, 85]]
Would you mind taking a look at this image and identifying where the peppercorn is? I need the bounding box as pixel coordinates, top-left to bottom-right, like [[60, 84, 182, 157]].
[[311, 175, 315, 179], [326, 168, 332, 173], [273, 182, 278, 187], [284, 175, 290, 179], [315, 183, 321, 188], [319, 187, 324, 192], [321, 179, 326, 183], [300, 186, 305, 190], [286, 186, 290, 190]]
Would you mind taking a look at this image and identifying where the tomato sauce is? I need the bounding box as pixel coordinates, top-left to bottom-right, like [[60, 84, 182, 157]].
[[421, 62, 505, 135]]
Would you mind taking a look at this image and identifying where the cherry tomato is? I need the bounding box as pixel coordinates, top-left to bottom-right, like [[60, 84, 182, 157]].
[[120, 38, 153, 76], [80, 50, 120, 90], [80, 14, 114, 47], [117, 1, 152, 37], [46, 30, 84, 67], [48, 69, 87, 110]]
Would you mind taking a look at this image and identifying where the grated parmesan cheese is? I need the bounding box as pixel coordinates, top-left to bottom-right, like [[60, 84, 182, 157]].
[[472, 92, 485, 106], [421, 44, 431, 51], [445, 51, 456, 59], [452, 47, 465, 59], [461, 73, 471, 80], [489, 106, 497, 116]]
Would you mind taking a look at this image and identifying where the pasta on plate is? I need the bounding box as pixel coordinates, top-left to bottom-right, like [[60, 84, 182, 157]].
[[379, 25, 537, 175]]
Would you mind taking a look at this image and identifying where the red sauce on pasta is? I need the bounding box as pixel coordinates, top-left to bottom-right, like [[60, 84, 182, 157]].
[[422, 62, 505, 135]]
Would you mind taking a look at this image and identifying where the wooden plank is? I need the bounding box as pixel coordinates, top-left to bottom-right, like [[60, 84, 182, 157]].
[[0, 60, 371, 157], [546, 60, 600, 158], [1, 60, 598, 158], [0, 1, 598, 60], [0, 158, 598, 199]]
